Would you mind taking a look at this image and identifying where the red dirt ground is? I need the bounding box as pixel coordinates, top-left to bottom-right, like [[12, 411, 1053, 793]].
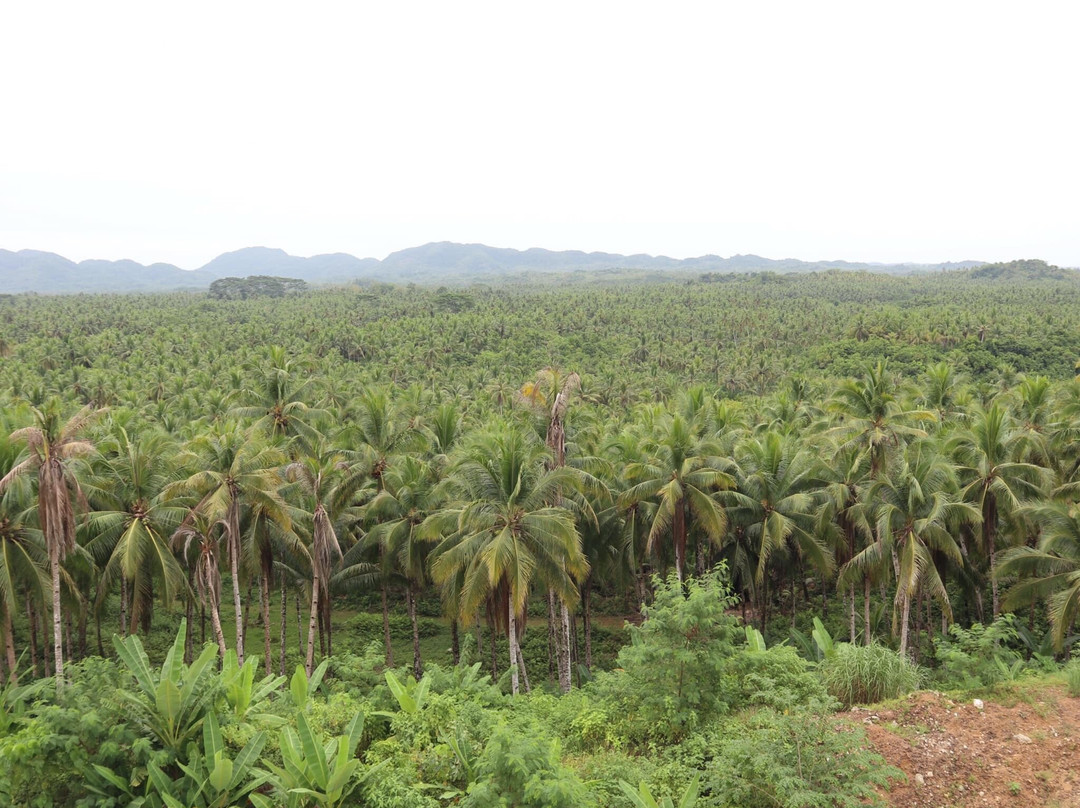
[[846, 687, 1080, 808]]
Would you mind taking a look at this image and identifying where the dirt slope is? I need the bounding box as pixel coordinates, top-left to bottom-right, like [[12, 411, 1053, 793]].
[[849, 688, 1080, 808]]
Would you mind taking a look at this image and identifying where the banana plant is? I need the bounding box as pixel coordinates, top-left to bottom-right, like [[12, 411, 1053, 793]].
[[375, 669, 430, 718], [744, 625, 768, 653], [618, 777, 700, 808], [220, 650, 286, 725], [112, 618, 219, 754], [288, 659, 328, 713], [252, 711, 384, 808], [90, 712, 267, 808], [811, 617, 837, 661]]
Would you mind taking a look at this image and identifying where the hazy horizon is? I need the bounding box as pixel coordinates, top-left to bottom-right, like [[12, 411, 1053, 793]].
[[2, 3, 1078, 270]]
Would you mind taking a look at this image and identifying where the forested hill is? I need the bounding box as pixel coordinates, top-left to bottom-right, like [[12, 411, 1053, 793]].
[[0, 242, 993, 293]]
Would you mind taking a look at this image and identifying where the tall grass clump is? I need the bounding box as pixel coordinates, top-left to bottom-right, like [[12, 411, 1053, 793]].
[[1065, 661, 1080, 697], [819, 643, 921, 707]]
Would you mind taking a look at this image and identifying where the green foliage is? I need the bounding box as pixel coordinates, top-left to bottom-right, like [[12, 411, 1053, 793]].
[[253, 711, 377, 808], [289, 659, 329, 712], [931, 615, 1027, 689], [704, 703, 902, 808], [1065, 660, 1080, 697], [461, 724, 593, 808], [112, 618, 220, 754], [208, 275, 307, 300], [617, 777, 699, 808], [819, 643, 921, 707], [219, 650, 286, 725], [728, 644, 829, 710], [587, 571, 739, 746]]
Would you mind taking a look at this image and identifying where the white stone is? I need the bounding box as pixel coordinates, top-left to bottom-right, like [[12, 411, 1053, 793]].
[[973, 698, 984, 710], [1013, 733, 1032, 744]]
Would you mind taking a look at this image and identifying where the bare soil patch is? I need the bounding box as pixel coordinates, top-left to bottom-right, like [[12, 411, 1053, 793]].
[[847, 687, 1080, 807]]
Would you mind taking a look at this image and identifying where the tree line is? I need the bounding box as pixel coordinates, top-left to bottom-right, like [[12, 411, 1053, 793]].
[[2, 351, 1079, 697]]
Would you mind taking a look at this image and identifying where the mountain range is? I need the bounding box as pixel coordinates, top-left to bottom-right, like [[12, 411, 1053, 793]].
[[0, 242, 990, 294]]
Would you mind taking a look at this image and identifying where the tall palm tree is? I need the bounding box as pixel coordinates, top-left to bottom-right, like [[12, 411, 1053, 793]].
[[723, 431, 831, 618], [0, 433, 48, 683], [231, 347, 326, 452], [618, 414, 733, 581], [827, 361, 935, 478], [427, 427, 588, 695], [174, 513, 228, 661], [81, 428, 187, 636], [850, 444, 978, 656], [285, 440, 366, 675], [0, 403, 98, 692], [170, 425, 288, 664], [998, 502, 1080, 649], [363, 455, 441, 680], [949, 404, 1048, 617]]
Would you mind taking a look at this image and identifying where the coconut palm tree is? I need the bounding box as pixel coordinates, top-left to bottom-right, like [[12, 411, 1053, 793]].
[[81, 427, 187, 636], [723, 431, 831, 623], [949, 404, 1048, 617], [0, 402, 98, 692], [0, 432, 48, 683], [853, 443, 979, 656], [363, 455, 442, 680], [174, 513, 228, 661], [285, 440, 366, 675], [618, 414, 733, 581], [170, 424, 288, 664], [427, 426, 588, 695], [231, 346, 326, 453], [998, 502, 1080, 649]]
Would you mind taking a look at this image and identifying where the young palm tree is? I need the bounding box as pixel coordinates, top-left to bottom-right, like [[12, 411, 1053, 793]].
[[618, 414, 733, 581], [427, 426, 588, 695], [949, 404, 1048, 617], [231, 346, 326, 452], [0, 403, 98, 692], [170, 425, 288, 664]]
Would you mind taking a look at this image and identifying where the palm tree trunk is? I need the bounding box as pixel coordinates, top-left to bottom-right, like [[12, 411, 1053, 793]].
[[985, 495, 1000, 618], [546, 591, 556, 682], [583, 580, 593, 671], [184, 596, 193, 664], [558, 601, 572, 693], [673, 499, 687, 581], [899, 592, 912, 658], [4, 606, 17, 684], [864, 576, 871, 646], [323, 592, 333, 658], [65, 611, 73, 664], [51, 546, 64, 692], [381, 585, 394, 667], [260, 572, 272, 675], [296, 589, 303, 650], [279, 578, 288, 676], [848, 585, 856, 644], [407, 583, 422, 681], [306, 575, 321, 676], [489, 622, 498, 679], [209, 594, 228, 662], [515, 640, 531, 693], [229, 549, 244, 665], [26, 592, 39, 677], [450, 618, 460, 666], [119, 575, 128, 637], [508, 603, 520, 695]]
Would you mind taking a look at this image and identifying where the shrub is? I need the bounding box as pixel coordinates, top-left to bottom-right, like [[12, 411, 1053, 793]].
[[705, 702, 902, 808], [819, 643, 920, 707], [931, 616, 1027, 689], [728, 644, 829, 709]]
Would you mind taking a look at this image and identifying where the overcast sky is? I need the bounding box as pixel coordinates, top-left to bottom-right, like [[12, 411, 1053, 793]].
[[2, 2, 1077, 269]]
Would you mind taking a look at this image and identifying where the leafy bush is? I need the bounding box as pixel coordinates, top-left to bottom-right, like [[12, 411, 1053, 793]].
[[584, 571, 739, 746], [704, 702, 902, 808], [462, 724, 593, 808], [347, 612, 443, 640], [819, 643, 920, 706], [728, 644, 829, 710], [1065, 660, 1080, 697], [931, 616, 1027, 689]]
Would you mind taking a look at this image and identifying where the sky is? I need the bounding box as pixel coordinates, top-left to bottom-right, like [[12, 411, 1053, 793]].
[[1, 2, 1078, 270]]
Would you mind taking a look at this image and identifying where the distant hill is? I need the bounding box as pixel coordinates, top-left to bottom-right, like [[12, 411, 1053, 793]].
[[963, 258, 1078, 282], [0, 241, 1030, 294]]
